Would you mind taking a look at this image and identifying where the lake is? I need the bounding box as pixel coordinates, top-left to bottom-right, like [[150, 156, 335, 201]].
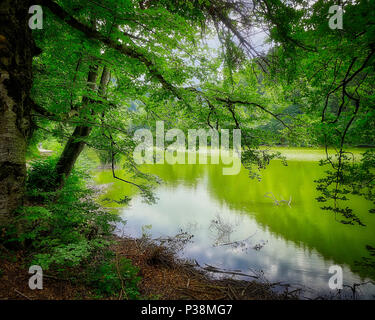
[[94, 147, 375, 299]]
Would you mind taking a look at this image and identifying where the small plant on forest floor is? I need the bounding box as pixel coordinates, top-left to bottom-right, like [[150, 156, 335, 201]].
[[86, 252, 141, 299], [2, 156, 141, 299]]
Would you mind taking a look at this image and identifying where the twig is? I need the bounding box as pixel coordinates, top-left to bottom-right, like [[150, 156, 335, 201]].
[[202, 264, 259, 279], [14, 289, 32, 300], [227, 285, 239, 300]]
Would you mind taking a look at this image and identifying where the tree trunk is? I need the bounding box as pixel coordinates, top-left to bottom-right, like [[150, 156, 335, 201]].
[[54, 66, 98, 188], [0, 0, 37, 226], [54, 66, 111, 188]]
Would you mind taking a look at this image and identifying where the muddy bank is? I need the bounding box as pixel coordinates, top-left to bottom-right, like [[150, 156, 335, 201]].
[[111, 236, 298, 300], [0, 235, 296, 300]]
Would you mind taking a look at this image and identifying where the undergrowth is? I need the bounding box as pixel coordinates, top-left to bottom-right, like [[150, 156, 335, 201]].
[[2, 156, 141, 299]]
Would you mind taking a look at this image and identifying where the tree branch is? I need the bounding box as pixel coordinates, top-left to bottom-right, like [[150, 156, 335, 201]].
[[215, 97, 291, 130], [41, 0, 181, 99]]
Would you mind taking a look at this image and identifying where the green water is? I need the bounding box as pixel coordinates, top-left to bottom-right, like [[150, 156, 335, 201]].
[[95, 148, 375, 298]]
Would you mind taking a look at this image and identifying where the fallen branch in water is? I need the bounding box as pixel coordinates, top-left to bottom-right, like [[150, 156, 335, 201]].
[[202, 264, 259, 279], [264, 192, 292, 207]]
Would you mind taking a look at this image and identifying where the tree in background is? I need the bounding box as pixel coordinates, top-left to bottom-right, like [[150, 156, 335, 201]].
[[0, 0, 374, 231]]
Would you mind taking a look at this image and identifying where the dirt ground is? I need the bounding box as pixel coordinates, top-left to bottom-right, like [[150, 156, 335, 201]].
[[0, 237, 295, 300]]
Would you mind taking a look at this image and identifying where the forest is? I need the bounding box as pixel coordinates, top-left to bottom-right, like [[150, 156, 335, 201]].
[[1, 0, 375, 302]]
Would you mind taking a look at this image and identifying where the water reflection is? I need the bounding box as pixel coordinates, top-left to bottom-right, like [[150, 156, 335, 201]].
[[95, 149, 375, 298]]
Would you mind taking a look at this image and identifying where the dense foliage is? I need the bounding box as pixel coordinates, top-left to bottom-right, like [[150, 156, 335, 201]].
[[1, 0, 374, 299], [28, 0, 375, 222], [27, 0, 375, 271], [3, 157, 140, 298]]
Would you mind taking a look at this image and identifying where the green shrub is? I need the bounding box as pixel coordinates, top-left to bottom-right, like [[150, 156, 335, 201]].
[[7, 157, 120, 271], [4, 156, 142, 299], [86, 254, 141, 299], [26, 156, 60, 192]]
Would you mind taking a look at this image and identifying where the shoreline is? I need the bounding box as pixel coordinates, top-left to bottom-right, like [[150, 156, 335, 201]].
[[0, 235, 296, 300]]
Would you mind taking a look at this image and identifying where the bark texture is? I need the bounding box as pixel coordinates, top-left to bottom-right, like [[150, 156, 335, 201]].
[[54, 66, 99, 188], [54, 65, 111, 188], [0, 0, 37, 225]]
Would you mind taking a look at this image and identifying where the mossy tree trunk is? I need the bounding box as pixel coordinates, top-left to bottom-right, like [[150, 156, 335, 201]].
[[0, 0, 37, 226], [54, 66, 111, 188]]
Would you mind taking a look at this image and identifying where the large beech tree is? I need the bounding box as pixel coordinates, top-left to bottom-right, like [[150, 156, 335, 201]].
[[0, 0, 40, 224]]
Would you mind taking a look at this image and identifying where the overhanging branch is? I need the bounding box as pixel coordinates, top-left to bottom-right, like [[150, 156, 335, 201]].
[[41, 0, 181, 99], [215, 97, 291, 130]]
